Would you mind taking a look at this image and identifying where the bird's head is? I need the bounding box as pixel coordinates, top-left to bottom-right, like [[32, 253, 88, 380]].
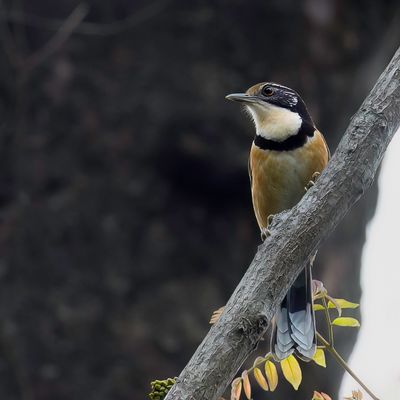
[[226, 82, 313, 141]]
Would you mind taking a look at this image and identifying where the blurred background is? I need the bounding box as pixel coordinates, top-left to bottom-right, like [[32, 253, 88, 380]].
[[0, 1, 399, 399]]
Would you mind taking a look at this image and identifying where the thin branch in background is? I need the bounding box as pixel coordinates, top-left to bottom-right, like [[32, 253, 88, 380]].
[[0, 0, 171, 36], [0, 0, 23, 67], [0, 322, 34, 400], [23, 3, 89, 74], [12, 0, 28, 58], [4, 2, 88, 144]]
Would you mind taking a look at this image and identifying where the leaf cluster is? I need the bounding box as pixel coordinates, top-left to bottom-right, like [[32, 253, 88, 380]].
[[148, 378, 176, 400], [148, 282, 378, 400], [228, 281, 362, 399]]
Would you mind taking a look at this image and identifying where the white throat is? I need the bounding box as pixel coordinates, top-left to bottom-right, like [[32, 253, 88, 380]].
[[246, 103, 302, 141]]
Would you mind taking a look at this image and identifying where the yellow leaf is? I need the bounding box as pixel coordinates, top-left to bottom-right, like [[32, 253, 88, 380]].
[[327, 296, 342, 316], [328, 299, 359, 310], [312, 349, 326, 368], [280, 355, 302, 390], [254, 367, 268, 391], [230, 378, 242, 400], [332, 317, 360, 327], [313, 304, 326, 311], [241, 371, 251, 400], [265, 360, 278, 391]]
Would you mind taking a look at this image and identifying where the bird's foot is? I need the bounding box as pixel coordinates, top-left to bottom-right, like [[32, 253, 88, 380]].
[[209, 306, 225, 324], [260, 215, 274, 241], [305, 171, 321, 192]]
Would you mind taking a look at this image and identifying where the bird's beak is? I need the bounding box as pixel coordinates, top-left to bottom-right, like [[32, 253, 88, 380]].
[[225, 93, 259, 103]]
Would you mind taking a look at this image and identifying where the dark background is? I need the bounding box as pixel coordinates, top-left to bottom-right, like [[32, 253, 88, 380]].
[[0, 1, 399, 399]]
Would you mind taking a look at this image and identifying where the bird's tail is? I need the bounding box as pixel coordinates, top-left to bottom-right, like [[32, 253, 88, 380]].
[[271, 263, 316, 361]]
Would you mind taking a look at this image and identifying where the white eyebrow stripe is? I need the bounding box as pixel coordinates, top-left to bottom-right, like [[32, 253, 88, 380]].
[[267, 82, 296, 93], [263, 83, 299, 106]]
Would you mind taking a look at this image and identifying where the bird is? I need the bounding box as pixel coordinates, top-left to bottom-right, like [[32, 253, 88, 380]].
[[226, 82, 330, 361]]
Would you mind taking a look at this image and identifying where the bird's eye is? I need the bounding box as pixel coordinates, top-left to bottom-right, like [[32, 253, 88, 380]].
[[262, 87, 274, 96]]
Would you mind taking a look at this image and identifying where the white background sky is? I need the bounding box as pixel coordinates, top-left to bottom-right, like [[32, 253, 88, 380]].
[[340, 129, 400, 399]]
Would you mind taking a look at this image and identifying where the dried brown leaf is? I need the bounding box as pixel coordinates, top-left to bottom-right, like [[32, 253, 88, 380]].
[[241, 371, 251, 400], [230, 377, 242, 400]]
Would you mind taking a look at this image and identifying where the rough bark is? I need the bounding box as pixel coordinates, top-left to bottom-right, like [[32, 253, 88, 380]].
[[165, 46, 400, 400]]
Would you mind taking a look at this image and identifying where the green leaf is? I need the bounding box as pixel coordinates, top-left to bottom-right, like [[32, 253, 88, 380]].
[[280, 355, 302, 390], [328, 299, 359, 310], [312, 348, 326, 368], [326, 296, 342, 316], [331, 317, 360, 327]]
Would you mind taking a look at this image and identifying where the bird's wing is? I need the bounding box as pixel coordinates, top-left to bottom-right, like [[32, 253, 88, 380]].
[[248, 154, 253, 186], [317, 129, 331, 160]]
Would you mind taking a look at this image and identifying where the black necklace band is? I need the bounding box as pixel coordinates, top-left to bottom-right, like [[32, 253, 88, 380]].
[[254, 122, 315, 151]]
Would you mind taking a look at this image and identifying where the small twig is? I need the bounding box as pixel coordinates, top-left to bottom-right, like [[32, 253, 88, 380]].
[[245, 353, 273, 375], [321, 296, 334, 346], [317, 333, 379, 400], [0, 0, 23, 66], [22, 3, 89, 74]]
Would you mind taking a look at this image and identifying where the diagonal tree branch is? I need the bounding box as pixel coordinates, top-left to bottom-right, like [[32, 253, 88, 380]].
[[165, 45, 400, 400], [23, 3, 89, 73]]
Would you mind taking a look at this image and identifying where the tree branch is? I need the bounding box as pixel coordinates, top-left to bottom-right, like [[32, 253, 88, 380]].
[[165, 45, 400, 400]]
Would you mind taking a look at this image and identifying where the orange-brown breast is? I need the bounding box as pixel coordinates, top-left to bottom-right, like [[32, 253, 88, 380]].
[[249, 130, 329, 229]]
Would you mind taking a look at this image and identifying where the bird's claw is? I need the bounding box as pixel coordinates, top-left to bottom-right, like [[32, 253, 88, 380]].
[[305, 172, 321, 192], [209, 306, 225, 324], [261, 228, 271, 241], [260, 215, 274, 241]]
